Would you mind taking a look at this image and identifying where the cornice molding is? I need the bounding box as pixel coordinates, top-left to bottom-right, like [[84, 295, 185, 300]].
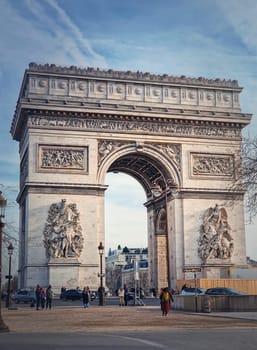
[[28, 62, 241, 89]]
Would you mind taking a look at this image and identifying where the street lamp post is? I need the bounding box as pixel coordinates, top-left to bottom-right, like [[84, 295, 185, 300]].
[[6, 243, 14, 309], [151, 179, 179, 290], [98, 242, 105, 306], [0, 191, 9, 332]]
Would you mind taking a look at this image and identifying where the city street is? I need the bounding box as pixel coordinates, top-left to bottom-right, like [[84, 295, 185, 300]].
[[1, 329, 257, 350]]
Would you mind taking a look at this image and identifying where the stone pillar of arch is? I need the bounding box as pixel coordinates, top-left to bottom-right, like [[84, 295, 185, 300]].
[[10, 63, 251, 293]]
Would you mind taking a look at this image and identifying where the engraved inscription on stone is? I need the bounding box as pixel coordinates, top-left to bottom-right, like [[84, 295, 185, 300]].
[[191, 153, 234, 177], [39, 145, 87, 172], [198, 204, 234, 261], [43, 199, 84, 259]]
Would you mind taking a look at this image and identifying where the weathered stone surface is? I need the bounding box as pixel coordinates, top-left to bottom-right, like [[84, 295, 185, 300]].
[[11, 64, 251, 293]]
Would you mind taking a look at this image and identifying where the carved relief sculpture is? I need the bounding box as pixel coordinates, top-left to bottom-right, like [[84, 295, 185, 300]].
[[192, 153, 234, 178], [43, 199, 84, 259], [39, 146, 86, 171], [198, 204, 234, 261]]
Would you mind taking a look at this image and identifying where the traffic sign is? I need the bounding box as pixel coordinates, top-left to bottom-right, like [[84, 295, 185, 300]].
[[183, 267, 201, 273]]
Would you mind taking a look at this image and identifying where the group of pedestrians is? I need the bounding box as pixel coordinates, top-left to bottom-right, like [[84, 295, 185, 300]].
[[33, 283, 174, 316], [35, 284, 53, 310]]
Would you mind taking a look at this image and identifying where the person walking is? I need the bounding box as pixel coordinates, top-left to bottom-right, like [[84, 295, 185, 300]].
[[118, 286, 125, 306], [35, 284, 41, 310], [160, 287, 174, 316], [40, 288, 46, 310], [82, 286, 90, 308], [46, 285, 53, 309], [124, 284, 129, 306]]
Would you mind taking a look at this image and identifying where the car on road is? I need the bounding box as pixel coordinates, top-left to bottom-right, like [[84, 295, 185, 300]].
[[60, 289, 82, 301], [60, 289, 97, 301], [205, 287, 245, 295], [181, 287, 206, 296], [13, 290, 36, 304]]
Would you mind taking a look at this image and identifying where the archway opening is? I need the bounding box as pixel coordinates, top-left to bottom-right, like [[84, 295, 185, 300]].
[[105, 172, 147, 254], [103, 150, 178, 294]]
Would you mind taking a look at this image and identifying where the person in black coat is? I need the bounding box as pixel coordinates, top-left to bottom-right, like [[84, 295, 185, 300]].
[[82, 286, 90, 308]]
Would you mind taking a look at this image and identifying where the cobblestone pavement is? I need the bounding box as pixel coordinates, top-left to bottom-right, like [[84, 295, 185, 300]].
[[2, 306, 257, 333]]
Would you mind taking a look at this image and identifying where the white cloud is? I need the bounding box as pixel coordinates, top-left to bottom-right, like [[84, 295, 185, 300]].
[[217, 0, 257, 52], [0, 0, 257, 259]]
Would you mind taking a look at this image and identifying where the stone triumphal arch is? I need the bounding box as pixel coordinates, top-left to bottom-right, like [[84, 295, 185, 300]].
[[11, 63, 251, 293]]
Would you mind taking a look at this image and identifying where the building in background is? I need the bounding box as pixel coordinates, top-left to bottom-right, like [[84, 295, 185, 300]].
[[105, 247, 149, 295]]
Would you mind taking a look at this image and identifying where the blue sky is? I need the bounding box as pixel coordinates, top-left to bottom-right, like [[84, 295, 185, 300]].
[[1, 0, 257, 259]]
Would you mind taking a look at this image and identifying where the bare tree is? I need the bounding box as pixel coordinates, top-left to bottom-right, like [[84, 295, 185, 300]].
[[231, 136, 257, 222], [0, 184, 19, 276]]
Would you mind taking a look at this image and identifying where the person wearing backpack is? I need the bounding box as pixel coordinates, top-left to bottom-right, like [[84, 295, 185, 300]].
[[160, 287, 174, 316]]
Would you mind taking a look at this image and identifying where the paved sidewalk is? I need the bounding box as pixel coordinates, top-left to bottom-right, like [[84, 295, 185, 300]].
[[200, 311, 257, 321], [2, 306, 257, 333]]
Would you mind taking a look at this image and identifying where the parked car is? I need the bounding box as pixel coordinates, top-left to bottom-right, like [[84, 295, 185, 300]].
[[181, 287, 206, 296], [60, 289, 82, 301], [13, 290, 36, 304], [60, 289, 96, 301], [205, 287, 245, 296], [1, 291, 7, 301]]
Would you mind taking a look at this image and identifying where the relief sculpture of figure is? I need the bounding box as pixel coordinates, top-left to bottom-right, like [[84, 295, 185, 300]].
[[43, 199, 84, 259], [198, 204, 234, 261]]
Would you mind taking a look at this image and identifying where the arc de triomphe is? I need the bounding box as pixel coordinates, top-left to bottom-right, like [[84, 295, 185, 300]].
[[11, 63, 251, 293]]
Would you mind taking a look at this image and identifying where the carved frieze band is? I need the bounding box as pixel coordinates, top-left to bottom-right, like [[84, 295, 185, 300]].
[[28, 116, 241, 140], [191, 153, 234, 178], [38, 145, 88, 172]]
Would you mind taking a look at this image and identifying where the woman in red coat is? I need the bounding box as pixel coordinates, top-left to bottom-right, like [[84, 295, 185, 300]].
[[160, 287, 174, 316]]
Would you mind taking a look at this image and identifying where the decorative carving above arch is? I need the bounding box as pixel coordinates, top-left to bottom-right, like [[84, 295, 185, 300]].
[[98, 140, 181, 172], [97, 140, 181, 197], [154, 143, 181, 171], [98, 140, 131, 166]]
